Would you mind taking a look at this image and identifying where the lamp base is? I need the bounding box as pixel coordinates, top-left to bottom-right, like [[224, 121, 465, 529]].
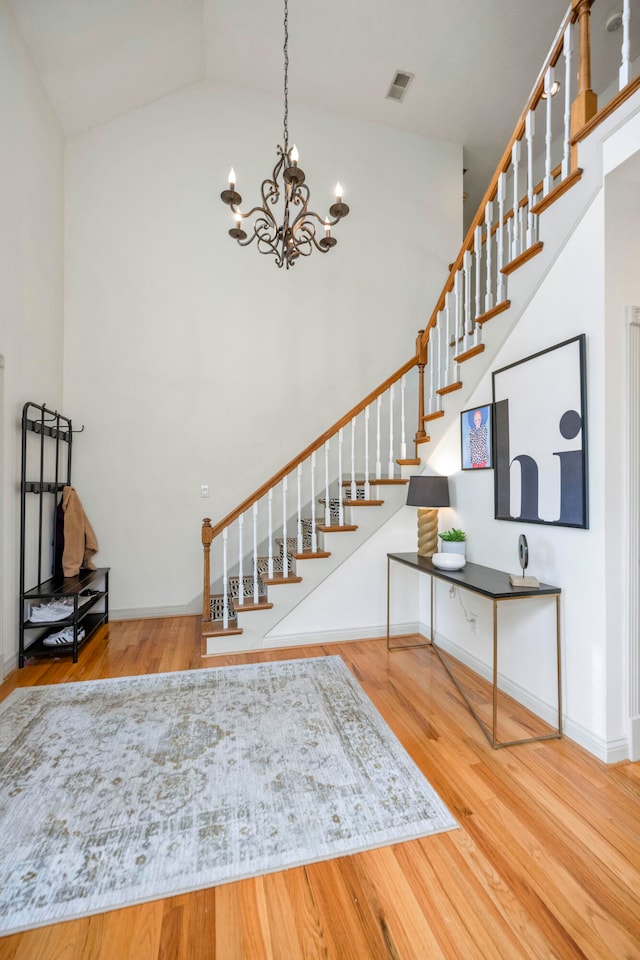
[[417, 507, 439, 557]]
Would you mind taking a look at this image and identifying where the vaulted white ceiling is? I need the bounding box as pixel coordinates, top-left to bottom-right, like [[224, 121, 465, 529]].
[[7, 0, 623, 218]]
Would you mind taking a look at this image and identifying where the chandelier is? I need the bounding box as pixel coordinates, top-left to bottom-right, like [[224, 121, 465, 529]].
[[220, 0, 349, 269]]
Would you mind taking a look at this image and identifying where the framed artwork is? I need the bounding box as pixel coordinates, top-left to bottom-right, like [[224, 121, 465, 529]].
[[492, 334, 588, 528], [460, 404, 493, 470]]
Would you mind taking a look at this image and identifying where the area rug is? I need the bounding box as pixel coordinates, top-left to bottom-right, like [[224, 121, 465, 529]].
[[0, 655, 456, 935]]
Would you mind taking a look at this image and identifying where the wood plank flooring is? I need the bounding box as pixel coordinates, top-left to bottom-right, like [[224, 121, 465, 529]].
[[1, 617, 639, 959]]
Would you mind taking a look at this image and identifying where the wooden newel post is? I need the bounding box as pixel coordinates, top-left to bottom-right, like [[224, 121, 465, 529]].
[[415, 329, 428, 443], [571, 0, 598, 163], [202, 518, 213, 623]]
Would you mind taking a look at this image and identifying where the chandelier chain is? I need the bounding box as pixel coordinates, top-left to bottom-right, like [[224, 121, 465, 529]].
[[283, 0, 289, 149]]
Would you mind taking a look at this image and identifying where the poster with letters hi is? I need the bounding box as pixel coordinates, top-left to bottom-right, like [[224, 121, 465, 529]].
[[492, 335, 588, 528]]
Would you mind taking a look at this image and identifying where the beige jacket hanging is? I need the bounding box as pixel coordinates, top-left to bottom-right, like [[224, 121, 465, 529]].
[[62, 486, 99, 577]]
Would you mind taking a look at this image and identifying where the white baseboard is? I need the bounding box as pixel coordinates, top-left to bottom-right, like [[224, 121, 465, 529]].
[[427, 626, 630, 763], [110, 605, 195, 621], [264, 621, 422, 647]]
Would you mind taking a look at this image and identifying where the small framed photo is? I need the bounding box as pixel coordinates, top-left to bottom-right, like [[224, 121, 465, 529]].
[[460, 404, 493, 470]]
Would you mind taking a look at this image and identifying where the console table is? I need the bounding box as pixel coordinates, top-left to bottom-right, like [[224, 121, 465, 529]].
[[386, 552, 562, 749]]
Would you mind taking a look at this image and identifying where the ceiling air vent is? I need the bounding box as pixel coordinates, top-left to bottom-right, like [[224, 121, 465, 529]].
[[386, 70, 414, 103]]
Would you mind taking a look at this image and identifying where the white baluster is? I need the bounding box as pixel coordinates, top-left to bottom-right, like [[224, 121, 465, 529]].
[[222, 527, 229, 628], [474, 224, 482, 321], [282, 476, 288, 577], [400, 375, 407, 460], [253, 502, 259, 602], [444, 292, 452, 386], [364, 406, 371, 499], [484, 201, 494, 313], [338, 428, 345, 525], [237, 513, 244, 606], [387, 385, 395, 478], [454, 269, 463, 353], [506, 215, 513, 271], [428, 334, 436, 411], [497, 173, 506, 302], [511, 140, 521, 261], [620, 0, 631, 89], [267, 489, 274, 578], [463, 250, 473, 349], [562, 23, 573, 181], [375, 396, 382, 480], [543, 70, 553, 197], [324, 440, 331, 525], [526, 108, 537, 248], [350, 416, 357, 499], [296, 463, 303, 552], [310, 452, 318, 552]]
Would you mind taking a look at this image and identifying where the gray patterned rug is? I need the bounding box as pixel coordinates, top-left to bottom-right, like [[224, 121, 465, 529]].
[[0, 656, 457, 935]]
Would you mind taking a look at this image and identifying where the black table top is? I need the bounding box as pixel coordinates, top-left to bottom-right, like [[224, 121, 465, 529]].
[[388, 553, 560, 599]]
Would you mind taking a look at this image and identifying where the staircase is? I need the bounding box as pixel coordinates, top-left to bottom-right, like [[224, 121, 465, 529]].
[[201, 0, 640, 656]]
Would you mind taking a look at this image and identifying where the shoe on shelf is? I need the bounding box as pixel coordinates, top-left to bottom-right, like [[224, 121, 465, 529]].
[[43, 626, 86, 647], [29, 598, 75, 623]]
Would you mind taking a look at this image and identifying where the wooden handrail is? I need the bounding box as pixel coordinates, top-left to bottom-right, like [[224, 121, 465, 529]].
[[420, 4, 574, 346], [206, 355, 418, 541]]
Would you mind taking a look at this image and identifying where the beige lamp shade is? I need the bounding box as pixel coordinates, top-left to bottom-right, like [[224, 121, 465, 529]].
[[406, 476, 450, 557]]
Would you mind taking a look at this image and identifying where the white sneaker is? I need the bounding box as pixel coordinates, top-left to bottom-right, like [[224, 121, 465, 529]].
[[29, 599, 75, 623], [43, 626, 86, 646]]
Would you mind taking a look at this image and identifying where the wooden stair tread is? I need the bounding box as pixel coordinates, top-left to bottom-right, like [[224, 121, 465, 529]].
[[436, 381, 462, 396], [422, 412, 442, 423], [293, 551, 331, 559], [233, 601, 274, 612], [530, 168, 583, 216], [501, 240, 543, 276], [397, 458, 421, 466], [202, 624, 243, 638], [475, 300, 511, 325], [316, 524, 358, 533], [262, 575, 303, 585], [454, 343, 485, 364], [342, 499, 384, 507]]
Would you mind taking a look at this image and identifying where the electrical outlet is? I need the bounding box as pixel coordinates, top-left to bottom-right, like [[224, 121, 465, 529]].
[[469, 614, 478, 634]]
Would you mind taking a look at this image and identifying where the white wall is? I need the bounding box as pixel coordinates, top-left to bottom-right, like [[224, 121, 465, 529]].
[[0, 1, 64, 675], [62, 79, 461, 620]]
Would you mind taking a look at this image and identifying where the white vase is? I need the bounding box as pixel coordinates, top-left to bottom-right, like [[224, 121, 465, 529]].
[[440, 539, 466, 557]]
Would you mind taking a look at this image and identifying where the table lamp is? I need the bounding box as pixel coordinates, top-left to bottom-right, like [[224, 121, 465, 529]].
[[406, 475, 450, 557]]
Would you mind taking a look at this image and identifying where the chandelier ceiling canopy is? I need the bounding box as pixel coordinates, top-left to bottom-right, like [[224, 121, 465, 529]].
[[220, 0, 350, 269]]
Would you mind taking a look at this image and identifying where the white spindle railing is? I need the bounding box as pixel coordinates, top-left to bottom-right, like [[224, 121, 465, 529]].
[[387, 386, 395, 478], [364, 406, 371, 499], [350, 417, 357, 498], [562, 23, 572, 181], [543, 68, 554, 197], [296, 464, 303, 553], [497, 173, 506, 302], [267, 489, 274, 578], [375, 397, 382, 479], [310, 451, 318, 552], [282, 476, 288, 577], [400, 376, 407, 460], [338, 429, 345, 524], [222, 527, 229, 628], [237, 513, 244, 605], [324, 440, 331, 524], [484, 202, 494, 313], [252, 503, 259, 602], [620, 0, 631, 89], [526, 109, 536, 249]]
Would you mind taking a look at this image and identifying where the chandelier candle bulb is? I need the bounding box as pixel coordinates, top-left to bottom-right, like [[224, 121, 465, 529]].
[[220, 0, 349, 268]]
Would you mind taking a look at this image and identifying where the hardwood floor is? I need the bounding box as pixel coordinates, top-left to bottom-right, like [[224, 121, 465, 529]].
[[1, 617, 639, 959]]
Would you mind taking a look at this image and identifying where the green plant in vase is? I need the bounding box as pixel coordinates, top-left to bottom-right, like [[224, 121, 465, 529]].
[[438, 528, 466, 555]]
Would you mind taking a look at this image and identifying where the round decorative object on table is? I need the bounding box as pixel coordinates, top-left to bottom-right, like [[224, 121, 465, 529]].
[[431, 552, 466, 571], [518, 534, 529, 575]]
